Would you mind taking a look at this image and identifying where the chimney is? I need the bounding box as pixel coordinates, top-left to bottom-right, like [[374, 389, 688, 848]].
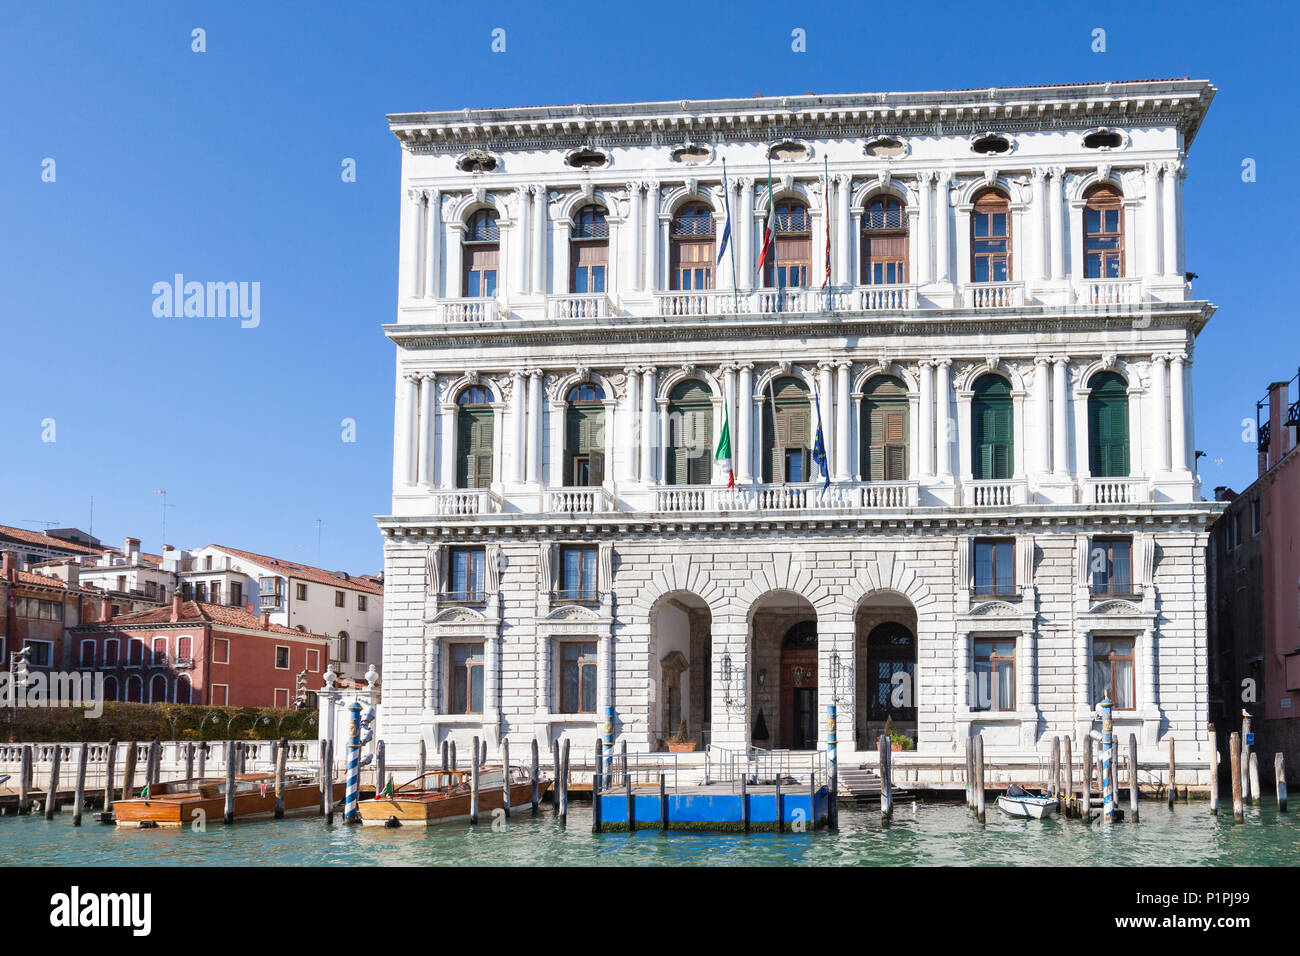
[[260, 611, 271, 629], [124, 537, 141, 562], [49, 561, 80, 588], [170, 589, 183, 623], [2, 550, 17, 581], [100, 595, 113, 623]]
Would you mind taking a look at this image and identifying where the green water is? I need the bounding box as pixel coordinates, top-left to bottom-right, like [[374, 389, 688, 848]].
[[1, 799, 1297, 866]]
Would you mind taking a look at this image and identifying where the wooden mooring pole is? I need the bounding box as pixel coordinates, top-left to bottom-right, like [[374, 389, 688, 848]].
[[149, 739, 161, 786], [324, 740, 335, 824], [530, 739, 540, 814], [274, 736, 287, 820], [1063, 735, 1074, 817], [103, 738, 118, 812], [591, 765, 602, 833], [418, 738, 426, 782], [550, 741, 560, 816], [441, 739, 449, 773], [469, 735, 480, 825], [1126, 733, 1139, 822], [559, 739, 570, 827], [963, 736, 972, 809], [1208, 724, 1219, 815], [1167, 738, 1175, 809], [1081, 735, 1093, 823], [1229, 733, 1244, 823], [223, 740, 236, 825], [775, 774, 784, 834], [1241, 714, 1253, 804], [740, 772, 750, 833], [1248, 751, 1261, 807], [184, 741, 195, 781], [501, 739, 511, 819], [197, 741, 206, 781], [17, 744, 32, 815], [450, 740, 457, 772], [44, 745, 63, 819], [878, 734, 893, 823], [659, 772, 668, 831], [973, 734, 986, 823], [625, 774, 635, 834], [376, 740, 386, 798], [72, 743, 88, 826], [122, 741, 138, 801], [1050, 736, 1060, 800], [1275, 753, 1288, 813]]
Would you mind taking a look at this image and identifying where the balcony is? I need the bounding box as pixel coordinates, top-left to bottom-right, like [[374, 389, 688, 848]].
[[437, 296, 498, 323], [963, 281, 1025, 309], [546, 294, 610, 320], [1075, 278, 1143, 306], [962, 479, 1029, 507], [546, 487, 616, 514], [429, 488, 502, 516], [652, 481, 918, 514], [1083, 477, 1151, 505]]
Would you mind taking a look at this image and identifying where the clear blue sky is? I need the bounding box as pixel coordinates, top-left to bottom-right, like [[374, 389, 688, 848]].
[[2, 0, 1295, 573]]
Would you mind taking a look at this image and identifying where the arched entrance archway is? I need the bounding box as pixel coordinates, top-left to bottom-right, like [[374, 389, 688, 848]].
[[749, 591, 818, 750], [649, 591, 711, 750], [855, 592, 918, 750]]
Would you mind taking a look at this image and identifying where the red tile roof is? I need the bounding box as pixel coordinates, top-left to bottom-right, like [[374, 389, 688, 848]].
[[0, 524, 104, 555], [75, 601, 331, 640], [207, 545, 384, 595]]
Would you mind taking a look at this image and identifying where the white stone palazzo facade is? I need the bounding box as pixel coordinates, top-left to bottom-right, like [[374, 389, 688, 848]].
[[377, 80, 1221, 778]]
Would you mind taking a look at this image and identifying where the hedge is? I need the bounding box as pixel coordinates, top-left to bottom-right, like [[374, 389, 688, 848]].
[[0, 703, 319, 742]]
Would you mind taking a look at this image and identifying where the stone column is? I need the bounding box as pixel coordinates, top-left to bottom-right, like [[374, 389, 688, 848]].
[[1034, 357, 1051, 476], [1127, 382, 1145, 478], [834, 362, 852, 482], [644, 182, 660, 294], [439, 401, 457, 488], [553, 219, 571, 296], [622, 366, 640, 483], [1169, 351, 1189, 472], [1073, 380, 1091, 484], [1150, 354, 1169, 472], [625, 181, 642, 293], [1030, 168, 1047, 282], [1052, 357, 1070, 478], [405, 190, 424, 299], [934, 173, 952, 283], [1175, 164, 1188, 276], [1143, 163, 1162, 278], [423, 189, 441, 299], [640, 367, 657, 483], [548, 398, 566, 488], [935, 360, 953, 479], [658, 396, 670, 483], [1012, 389, 1028, 479], [1140, 627, 1157, 710], [918, 360, 934, 478], [527, 370, 544, 485], [837, 173, 853, 285], [956, 388, 973, 485], [402, 373, 420, 486], [602, 399, 617, 488], [512, 185, 530, 296], [737, 363, 754, 483], [1162, 162, 1181, 278], [1048, 166, 1065, 281], [738, 177, 755, 290], [819, 362, 835, 478], [916, 172, 932, 285], [418, 374, 436, 489], [530, 185, 547, 295], [510, 370, 526, 484]]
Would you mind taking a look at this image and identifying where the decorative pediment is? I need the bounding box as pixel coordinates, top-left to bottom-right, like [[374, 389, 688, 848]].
[[431, 606, 489, 625], [1090, 600, 1143, 617], [545, 603, 602, 622], [970, 601, 1018, 617]]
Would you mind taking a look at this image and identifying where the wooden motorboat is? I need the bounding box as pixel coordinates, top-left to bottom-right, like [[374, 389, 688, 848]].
[[112, 773, 344, 828], [996, 783, 1058, 819], [359, 767, 551, 827]]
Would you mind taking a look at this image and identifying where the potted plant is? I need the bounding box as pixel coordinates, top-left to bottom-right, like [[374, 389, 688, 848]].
[[666, 718, 695, 753], [884, 716, 915, 752]]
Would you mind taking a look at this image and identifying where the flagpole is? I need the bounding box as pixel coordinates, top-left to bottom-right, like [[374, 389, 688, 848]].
[[723, 159, 741, 321], [823, 155, 832, 314]]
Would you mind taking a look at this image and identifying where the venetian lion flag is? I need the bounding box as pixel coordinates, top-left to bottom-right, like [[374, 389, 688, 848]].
[[715, 400, 735, 489], [755, 164, 776, 278]]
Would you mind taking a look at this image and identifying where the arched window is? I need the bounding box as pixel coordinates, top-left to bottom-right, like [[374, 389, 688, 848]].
[[125, 675, 143, 703], [971, 375, 1014, 479], [762, 376, 812, 482], [865, 622, 916, 722], [175, 675, 192, 704], [565, 383, 606, 487], [103, 676, 119, 702], [1088, 371, 1130, 477], [861, 196, 908, 284], [1084, 184, 1124, 279], [463, 209, 499, 297], [971, 189, 1011, 282], [456, 385, 494, 489], [337, 631, 350, 663], [570, 204, 608, 294], [667, 380, 713, 485], [762, 200, 810, 289], [670, 203, 715, 291], [149, 674, 168, 703], [860, 376, 909, 480]]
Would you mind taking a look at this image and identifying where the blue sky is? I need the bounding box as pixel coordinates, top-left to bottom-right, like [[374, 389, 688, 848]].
[[1, 0, 1295, 573]]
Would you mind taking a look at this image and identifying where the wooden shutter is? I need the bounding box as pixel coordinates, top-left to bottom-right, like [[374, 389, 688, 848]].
[[1088, 374, 1130, 478], [972, 378, 1013, 480], [457, 408, 494, 489]]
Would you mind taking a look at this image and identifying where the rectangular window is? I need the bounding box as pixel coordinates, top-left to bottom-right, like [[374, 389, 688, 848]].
[[104, 639, 119, 666], [128, 639, 144, 666], [306, 648, 320, 671], [231, 582, 243, 606], [212, 683, 229, 705], [274, 688, 289, 708], [151, 637, 168, 666], [210, 582, 221, 605], [1090, 537, 1134, 596], [973, 639, 1016, 711], [182, 582, 193, 600], [295, 583, 308, 601], [195, 582, 207, 602], [1092, 638, 1136, 709], [177, 636, 192, 662], [559, 641, 597, 714], [259, 577, 282, 608], [447, 547, 486, 602], [558, 545, 598, 602], [17, 598, 63, 621], [357, 595, 367, 611], [337, 632, 350, 662], [356, 641, 367, 664], [80, 640, 96, 667], [973, 539, 1016, 596], [464, 244, 499, 297], [23, 640, 53, 668], [1251, 498, 1261, 535], [213, 638, 230, 665], [275, 646, 290, 669], [449, 642, 484, 714], [335, 590, 345, 608]]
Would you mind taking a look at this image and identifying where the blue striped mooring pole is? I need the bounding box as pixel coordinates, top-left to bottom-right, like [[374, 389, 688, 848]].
[[344, 701, 362, 823], [826, 703, 838, 783], [602, 705, 615, 788], [1101, 693, 1115, 824]]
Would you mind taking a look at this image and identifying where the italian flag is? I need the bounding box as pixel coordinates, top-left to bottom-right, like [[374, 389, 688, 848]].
[[715, 401, 735, 489], [755, 167, 775, 278], [139, 783, 149, 799], [381, 776, 394, 798]]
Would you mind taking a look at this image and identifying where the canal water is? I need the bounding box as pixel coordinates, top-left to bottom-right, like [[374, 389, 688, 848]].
[[1, 799, 1297, 866]]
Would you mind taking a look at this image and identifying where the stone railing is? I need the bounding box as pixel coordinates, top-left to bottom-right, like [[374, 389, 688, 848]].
[[1075, 278, 1143, 307], [1083, 477, 1151, 505], [546, 293, 610, 320], [429, 489, 501, 516], [962, 478, 1029, 507], [545, 487, 615, 514], [437, 296, 498, 323], [854, 284, 918, 311], [964, 281, 1025, 309]]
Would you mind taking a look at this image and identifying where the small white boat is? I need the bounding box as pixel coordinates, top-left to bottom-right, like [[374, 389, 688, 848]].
[[996, 783, 1058, 819]]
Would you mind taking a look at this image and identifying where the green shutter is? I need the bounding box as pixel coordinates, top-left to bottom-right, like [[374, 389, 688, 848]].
[[456, 408, 494, 489], [565, 404, 605, 486], [972, 376, 1013, 480], [1088, 372, 1130, 478]]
